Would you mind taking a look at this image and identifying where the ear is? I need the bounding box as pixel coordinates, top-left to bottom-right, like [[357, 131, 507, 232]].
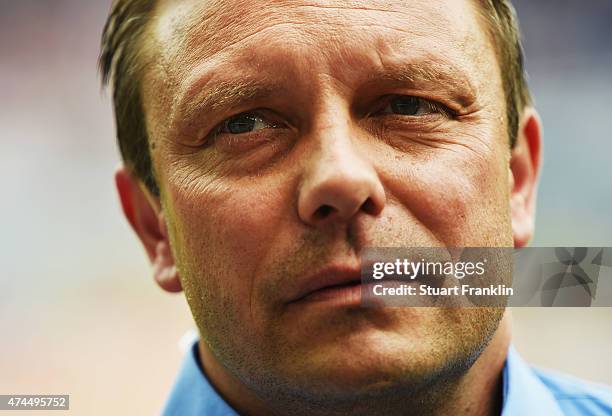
[[115, 167, 182, 293], [509, 108, 542, 248]]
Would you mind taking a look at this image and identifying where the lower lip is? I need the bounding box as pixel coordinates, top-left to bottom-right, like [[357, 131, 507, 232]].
[[294, 283, 363, 307]]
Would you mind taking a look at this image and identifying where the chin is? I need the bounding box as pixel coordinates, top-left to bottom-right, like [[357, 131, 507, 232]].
[[276, 332, 447, 396], [271, 307, 501, 397]]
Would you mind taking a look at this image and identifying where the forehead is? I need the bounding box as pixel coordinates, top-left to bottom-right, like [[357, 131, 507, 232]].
[[149, 0, 493, 77]]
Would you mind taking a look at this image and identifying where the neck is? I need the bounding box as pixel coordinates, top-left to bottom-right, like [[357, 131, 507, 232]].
[[198, 313, 511, 416]]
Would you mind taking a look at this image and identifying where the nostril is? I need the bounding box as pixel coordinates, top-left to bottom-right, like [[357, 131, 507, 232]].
[[313, 204, 337, 221], [361, 198, 378, 215]]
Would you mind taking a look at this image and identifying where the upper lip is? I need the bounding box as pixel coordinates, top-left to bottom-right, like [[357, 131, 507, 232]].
[[287, 264, 362, 303]]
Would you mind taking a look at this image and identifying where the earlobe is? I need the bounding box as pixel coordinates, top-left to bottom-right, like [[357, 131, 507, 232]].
[[152, 239, 183, 293], [509, 108, 542, 248], [153, 211, 183, 293], [115, 167, 183, 293]]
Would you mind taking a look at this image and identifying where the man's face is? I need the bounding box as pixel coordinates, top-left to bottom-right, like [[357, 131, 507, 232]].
[[143, 0, 512, 403]]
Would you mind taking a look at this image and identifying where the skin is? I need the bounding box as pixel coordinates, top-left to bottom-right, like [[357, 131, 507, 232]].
[[115, 0, 542, 414]]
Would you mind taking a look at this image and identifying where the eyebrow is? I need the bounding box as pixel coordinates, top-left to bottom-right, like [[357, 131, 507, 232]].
[[173, 78, 282, 130], [173, 58, 477, 129], [363, 61, 478, 108]]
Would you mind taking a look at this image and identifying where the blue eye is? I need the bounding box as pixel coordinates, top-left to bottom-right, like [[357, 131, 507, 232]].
[[390, 96, 420, 115], [220, 113, 274, 134], [380, 95, 443, 116]]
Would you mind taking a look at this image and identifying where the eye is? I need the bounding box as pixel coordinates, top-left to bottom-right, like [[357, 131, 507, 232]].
[[218, 112, 276, 135], [378, 95, 446, 117]]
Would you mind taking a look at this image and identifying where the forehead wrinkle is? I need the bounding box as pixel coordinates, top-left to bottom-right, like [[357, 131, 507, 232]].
[[154, 0, 465, 66], [153, 0, 484, 76], [155, 0, 306, 68], [150, 0, 498, 126]]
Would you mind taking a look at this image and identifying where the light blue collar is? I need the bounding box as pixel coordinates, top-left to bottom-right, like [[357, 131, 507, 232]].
[[162, 341, 239, 415], [502, 345, 564, 416]]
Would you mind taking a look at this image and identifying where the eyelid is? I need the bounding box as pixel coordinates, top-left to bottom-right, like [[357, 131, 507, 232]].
[[220, 112, 275, 132], [204, 109, 286, 143], [374, 95, 455, 118], [419, 98, 453, 117]]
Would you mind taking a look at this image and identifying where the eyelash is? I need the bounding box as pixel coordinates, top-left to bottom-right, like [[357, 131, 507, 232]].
[[373, 95, 453, 119], [205, 110, 281, 142]]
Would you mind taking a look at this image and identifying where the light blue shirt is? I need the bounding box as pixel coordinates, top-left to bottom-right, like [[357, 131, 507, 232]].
[[163, 341, 612, 415]]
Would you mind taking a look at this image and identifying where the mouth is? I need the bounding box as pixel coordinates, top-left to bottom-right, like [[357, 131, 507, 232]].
[[295, 280, 363, 304], [288, 266, 364, 307]]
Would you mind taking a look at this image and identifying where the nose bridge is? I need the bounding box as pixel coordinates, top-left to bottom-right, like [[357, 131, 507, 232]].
[[313, 124, 369, 185], [307, 95, 368, 170], [297, 115, 386, 227]]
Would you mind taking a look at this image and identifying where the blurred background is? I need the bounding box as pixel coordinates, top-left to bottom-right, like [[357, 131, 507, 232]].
[[1, 0, 611, 414]]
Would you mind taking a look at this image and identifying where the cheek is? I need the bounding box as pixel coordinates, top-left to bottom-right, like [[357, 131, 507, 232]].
[[164, 172, 295, 318], [383, 142, 511, 246]]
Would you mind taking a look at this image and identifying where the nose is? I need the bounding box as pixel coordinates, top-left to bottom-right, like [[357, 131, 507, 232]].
[[297, 133, 386, 227]]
